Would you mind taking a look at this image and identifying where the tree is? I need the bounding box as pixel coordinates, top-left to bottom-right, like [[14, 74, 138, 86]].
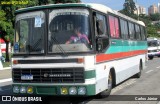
[[139, 14, 151, 25], [0, 10, 13, 62], [119, 0, 136, 18], [155, 22, 160, 29], [147, 23, 159, 38], [0, 0, 39, 61], [150, 13, 160, 21]]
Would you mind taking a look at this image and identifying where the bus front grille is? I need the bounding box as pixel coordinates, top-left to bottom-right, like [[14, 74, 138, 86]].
[[12, 68, 84, 83]]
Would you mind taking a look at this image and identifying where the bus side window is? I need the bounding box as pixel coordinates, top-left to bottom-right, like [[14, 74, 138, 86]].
[[128, 22, 135, 40], [135, 24, 141, 40], [140, 26, 146, 40], [108, 15, 120, 38], [94, 13, 107, 36], [93, 12, 109, 52], [120, 19, 129, 40]]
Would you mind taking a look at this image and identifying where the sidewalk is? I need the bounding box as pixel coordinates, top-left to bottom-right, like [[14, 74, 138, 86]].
[[0, 67, 11, 70]]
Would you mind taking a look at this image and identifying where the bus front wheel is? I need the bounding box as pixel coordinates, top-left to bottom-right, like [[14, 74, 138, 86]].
[[97, 71, 113, 98]]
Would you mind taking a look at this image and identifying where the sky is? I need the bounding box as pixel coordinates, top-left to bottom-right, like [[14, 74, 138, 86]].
[[81, 0, 160, 11]]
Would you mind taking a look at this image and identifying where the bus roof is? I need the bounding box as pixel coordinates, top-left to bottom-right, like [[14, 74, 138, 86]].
[[88, 3, 145, 26], [15, 3, 145, 26]]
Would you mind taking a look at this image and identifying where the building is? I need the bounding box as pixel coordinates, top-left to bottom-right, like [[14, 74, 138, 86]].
[[139, 6, 146, 14], [134, 4, 146, 15], [148, 4, 158, 15], [158, 3, 160, 13]]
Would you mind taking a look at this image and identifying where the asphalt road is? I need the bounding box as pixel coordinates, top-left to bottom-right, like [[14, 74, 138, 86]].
[[0, 58, 160, 104]]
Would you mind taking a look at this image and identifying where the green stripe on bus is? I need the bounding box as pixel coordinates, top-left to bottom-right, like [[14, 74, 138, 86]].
[[36, 84, 96, 95], [85, 70, 96, 79], [86, 84, 96, 95], [106, 39, 147, 54]]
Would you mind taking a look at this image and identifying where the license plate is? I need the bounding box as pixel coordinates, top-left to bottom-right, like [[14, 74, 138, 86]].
[[21, 75, 33, 80]]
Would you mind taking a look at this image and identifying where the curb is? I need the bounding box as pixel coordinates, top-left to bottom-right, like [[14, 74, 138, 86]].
[[0, 67, 11, 70]]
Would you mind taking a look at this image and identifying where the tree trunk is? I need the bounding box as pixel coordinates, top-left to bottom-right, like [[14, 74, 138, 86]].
[[5, 41, 9, 62]]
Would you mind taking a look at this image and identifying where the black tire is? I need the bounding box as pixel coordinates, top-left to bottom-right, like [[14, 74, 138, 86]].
[[97, 72, 113, 98], [135, 61, 142, 78], [148, 56, 154, 60]]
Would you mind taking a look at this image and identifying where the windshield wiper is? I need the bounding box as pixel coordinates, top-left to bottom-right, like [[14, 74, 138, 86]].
[[31, 38, 42, 52], [51, 36, 68, 57]]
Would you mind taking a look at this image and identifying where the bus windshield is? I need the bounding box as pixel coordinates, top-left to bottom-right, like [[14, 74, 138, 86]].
[[48, 9, 91, 53], [15, 11, 45, 54]]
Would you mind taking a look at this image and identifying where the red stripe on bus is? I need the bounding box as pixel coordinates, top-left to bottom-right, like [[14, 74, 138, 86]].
[[96, 50, 147, 63]]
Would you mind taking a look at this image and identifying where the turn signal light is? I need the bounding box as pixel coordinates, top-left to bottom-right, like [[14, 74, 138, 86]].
[[13, 60, 18, 64], [78, 58, 84, 63]]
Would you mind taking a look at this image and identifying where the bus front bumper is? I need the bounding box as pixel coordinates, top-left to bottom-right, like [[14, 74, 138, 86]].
[[12, 84, 96, 96]]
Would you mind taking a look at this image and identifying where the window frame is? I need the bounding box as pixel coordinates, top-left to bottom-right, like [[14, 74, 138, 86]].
[[119, 18, 129, 40], [135, 24, 141, 40], [108, 14, 121, 39], [92, 10, 110, 52], [140, 26, 146, 41], [93, 11, 108, 37], [47, 7, 94, 55], [128, 21, 136, 40]]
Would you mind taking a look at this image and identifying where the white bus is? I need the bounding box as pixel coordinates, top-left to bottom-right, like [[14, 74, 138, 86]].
[[12, 3, 147, 97]]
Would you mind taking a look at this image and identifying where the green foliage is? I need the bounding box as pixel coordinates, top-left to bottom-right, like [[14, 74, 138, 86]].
[[150, 13, 160, 21], [155, 22, 160, 29], [0, 10, 12, 32], [119, 0, 136, 18], [120, 0, 160, 38], [147, 23, 159, 38], [139, 14, 151, 24]]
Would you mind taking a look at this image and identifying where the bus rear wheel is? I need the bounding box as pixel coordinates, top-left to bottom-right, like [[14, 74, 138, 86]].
[[97, 72, 113, 98], [135, 61, 142, 78]]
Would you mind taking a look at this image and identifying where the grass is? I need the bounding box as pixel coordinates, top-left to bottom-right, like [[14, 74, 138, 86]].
[[2, 61, 11, 67], [1, 53, 12, 68]]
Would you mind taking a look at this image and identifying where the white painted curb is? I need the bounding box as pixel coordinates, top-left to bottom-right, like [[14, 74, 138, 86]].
[[0, 61, 3, 70], [0, 67, 11, 70], [0, 78, 12, 84]]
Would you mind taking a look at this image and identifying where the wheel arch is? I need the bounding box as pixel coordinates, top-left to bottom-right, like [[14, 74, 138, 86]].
[[140, 58, 143, 70], [110, 67, 116, 87]]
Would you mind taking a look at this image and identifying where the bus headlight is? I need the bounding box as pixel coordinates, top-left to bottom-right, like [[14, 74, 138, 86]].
[[13, 86, 19, 93], [20, 86, 26, 93], [69, 87, 77, 95], [78, 87, 86, 95], [27, 86, 33, 94]]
